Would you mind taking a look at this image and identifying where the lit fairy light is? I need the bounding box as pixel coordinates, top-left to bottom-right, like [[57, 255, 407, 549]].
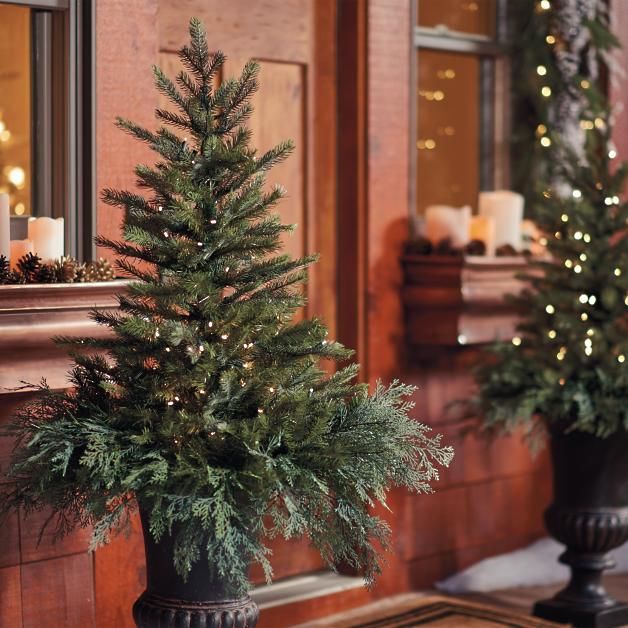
[[615, 268, 622, 277], [583, 233, 591, 243], [512, 336, 522, 346], [619, 355, 626, 363], [574, 231, 583, 240], [537, 65, 547, 76], [565, 260, 573, 268], [545, 304, 555, 314], [579, 294, 588, 304], [581, 313, 589, 321], [541, 86, 552, 97], [548, 330, 557, 339], [561, 214, 569, 222], [572, 189, 582, 199], [574, 264, 582, 274]]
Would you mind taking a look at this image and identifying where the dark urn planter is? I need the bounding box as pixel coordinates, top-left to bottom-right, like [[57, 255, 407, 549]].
[[534, 427, 628, 627], [133, 508, 259, 628]]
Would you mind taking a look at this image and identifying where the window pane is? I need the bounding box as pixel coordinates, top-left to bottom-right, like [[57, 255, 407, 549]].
[[416, 50, 479, 214], [0, 4, 32, 217], [418, 0, 496, 38]]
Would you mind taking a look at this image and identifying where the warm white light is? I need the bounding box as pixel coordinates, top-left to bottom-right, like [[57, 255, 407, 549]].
[[589, 295, 597, 305], [221, 333, 229, 340], [546, 35, 556, 44], [512, 336, 522, 346], [8, 166, 25, 188], [580, 253, 587, 262], [540, 0, 551, 9], [574, 265, 582, 273], [585, 346, 593, 356], [541, 86, 552, 97], [537, 65, 547, 76], [540, 136, 552, 147], [572, 189, 582, 199], [574, 231, 583, 240], [609, 149, 618, 159], [579, 294, 588, 304], [546, 304, 555, 314], [583, 233, 591, 243], [561, 214, 569, 222], [0, 129, 11, 142], [548, 330, 557, 339], [457, 334, 468, 345], [581, 313, 589, 321], [615, 268, 622, 277], [587, 328, 595, 336], [565, 260, 573, 268], [619, 355, 626, 363]]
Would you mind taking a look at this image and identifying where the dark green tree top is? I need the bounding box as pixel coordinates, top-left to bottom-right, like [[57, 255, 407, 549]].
[[1, 18, 452, 592]]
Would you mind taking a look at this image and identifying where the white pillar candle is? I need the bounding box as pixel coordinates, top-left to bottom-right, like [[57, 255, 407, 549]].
[[10, 239, 34, 270], [27, 217, 64, 262], [470, 215, 496, 257], [0, 193, 9, 260], [478, 191, 524, 251], [424, 205, 471, 248]]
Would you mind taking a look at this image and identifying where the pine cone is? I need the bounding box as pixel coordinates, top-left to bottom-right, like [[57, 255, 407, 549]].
[[0, 255, 10, 284], [53, 256, 79, 283], [75, 263, 89, 283], [36, 263, 57, 283], [85, 258, 115, 282], [17, 252, 42, 283]]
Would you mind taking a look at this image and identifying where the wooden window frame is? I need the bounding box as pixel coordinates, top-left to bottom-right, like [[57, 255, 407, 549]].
[[4, 0, 95, 260]]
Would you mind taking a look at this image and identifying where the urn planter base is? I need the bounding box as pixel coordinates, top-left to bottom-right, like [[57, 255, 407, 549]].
[[133, 591, 259, 628], [534, 597, 628, 628]]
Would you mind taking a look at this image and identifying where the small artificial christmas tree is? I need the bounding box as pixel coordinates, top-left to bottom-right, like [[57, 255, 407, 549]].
[[1, 19, 452, 594], [473, 0, 628, 440]]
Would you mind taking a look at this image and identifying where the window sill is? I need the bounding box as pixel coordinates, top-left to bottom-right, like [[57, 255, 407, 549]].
[[0, 280, 128, 392], [402, 254, 528, 347]]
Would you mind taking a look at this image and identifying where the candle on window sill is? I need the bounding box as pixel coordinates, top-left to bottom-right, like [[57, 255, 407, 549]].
[[470, 215, 496, 257], [27, 216, 64, 262], [424, 205, 471, 248], [0, 193, 9, 260], [10, 239, 34, 270], [478, 191, 524, 251]]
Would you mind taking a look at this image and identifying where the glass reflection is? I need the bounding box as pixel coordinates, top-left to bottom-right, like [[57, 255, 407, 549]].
[[418, 0, 496, 38], [0, 4, 32, 216], [417, 50, 479, 214]]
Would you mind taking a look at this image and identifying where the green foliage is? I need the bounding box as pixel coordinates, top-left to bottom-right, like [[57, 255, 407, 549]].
[[1, 18, 453, 593], [473, 1, 628, 442]]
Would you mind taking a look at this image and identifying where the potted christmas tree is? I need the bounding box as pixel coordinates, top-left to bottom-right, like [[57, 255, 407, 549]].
[[1, 19, 453, 627], [473, 2, 628, 626]]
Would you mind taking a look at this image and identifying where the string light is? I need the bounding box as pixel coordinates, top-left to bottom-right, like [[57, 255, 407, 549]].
[[546, 35, 556, 44], [269, 387, 275, 393], [163, 230, 170, 238], [609, 149, 618, 159], [221, 333, 229, 340], [512, 336, 522, 346], [457, 334, 468, 345], [614, 268, 622, 277], [580, 253, 587, 262], [581, 79, 590, 89], [583, 233, 591, 243], [546, 304, 556, 314], [579, 294, 588, 304], [561, 214, 569, 222], [574, 264, 582, 273], [572, 189, 582, 199], [574, 231, 583, 240], [541, 86, 552, 97], [165, 347, 171, 352], [210, 219, 217, 225], [581, 313, 589, 321], [536, 65, 547, 76], [565, 260, 573, 268], [548, 330, 557, 339], [587, 328, 595, 336], [619, 355, 626, 363], [540, 136, 552, 147], [588, 295, 597, 305], [540, 0, 551, 9]]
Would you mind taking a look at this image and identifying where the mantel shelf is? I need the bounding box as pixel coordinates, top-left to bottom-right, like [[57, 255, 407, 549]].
[[0, 280, 128, 392], [402, 254, 529, 347]]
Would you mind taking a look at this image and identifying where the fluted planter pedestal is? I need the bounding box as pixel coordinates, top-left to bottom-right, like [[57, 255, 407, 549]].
[[133, 508, 259, 628], [534, 428, 628, 627]]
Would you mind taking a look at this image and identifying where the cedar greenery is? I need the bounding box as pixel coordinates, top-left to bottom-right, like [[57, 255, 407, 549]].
[[472, 1, 628, 441], [1, 18, 453, 593]]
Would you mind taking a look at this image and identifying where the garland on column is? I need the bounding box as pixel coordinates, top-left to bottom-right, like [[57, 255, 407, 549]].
[[472, 0, 628, 441]]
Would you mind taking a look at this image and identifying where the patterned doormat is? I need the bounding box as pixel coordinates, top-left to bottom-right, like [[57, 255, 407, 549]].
[[294, 595, 565, 627], [348, 598, 562, 627]]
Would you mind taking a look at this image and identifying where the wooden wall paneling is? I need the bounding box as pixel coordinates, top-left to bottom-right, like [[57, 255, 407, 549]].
[[96, 0, 159, 262], [158, 0, 311, 64], [337, 0, 368, 373], [306, 0, 338, 337], [94, 513, 146, 628], [21, 553, 95, 628], [0, 565, 22, 628]]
